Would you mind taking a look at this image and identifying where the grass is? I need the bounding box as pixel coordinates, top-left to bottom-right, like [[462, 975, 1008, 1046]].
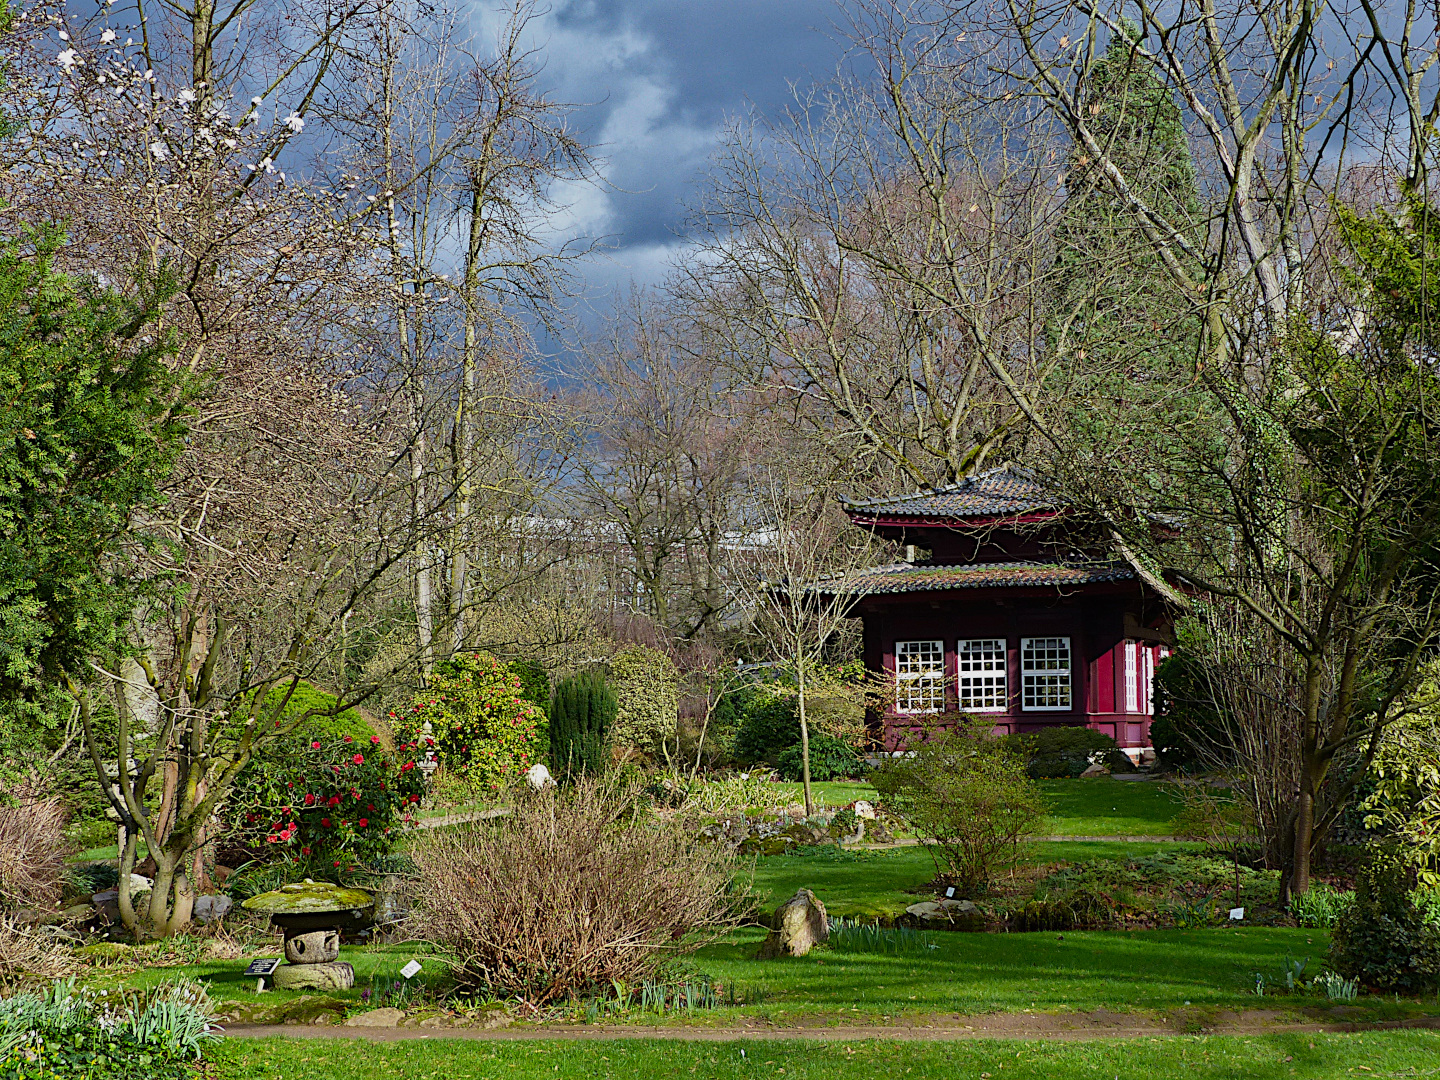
[[83, 942, 442, 1011], [209, 1031, 1440, 1080], [693, 925, 1392, 1022], [1035, 777, 1187, 836], [747, 840, 1203, 919]]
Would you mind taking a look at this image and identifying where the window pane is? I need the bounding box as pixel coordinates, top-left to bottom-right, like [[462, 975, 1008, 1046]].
[[958, 638, 1006, 712], [896, 639, 945, 714], [1021, 636, 1072, 711]]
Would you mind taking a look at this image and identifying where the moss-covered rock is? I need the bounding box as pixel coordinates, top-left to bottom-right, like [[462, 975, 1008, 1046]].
[[241, 880, 374, 916]]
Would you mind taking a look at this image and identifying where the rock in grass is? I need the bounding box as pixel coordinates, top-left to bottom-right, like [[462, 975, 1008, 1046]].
[[272, 961, 355, 991], [345, 1007, 405, 1027], [758, 888, 828, 959]]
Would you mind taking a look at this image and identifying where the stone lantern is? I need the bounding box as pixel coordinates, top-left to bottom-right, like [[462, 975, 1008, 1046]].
[[240, 880, 374, 990]]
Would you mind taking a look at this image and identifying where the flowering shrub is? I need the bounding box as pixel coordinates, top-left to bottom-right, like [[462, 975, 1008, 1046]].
[[393, 652, 545, 795], [225, 734, 426, 878]]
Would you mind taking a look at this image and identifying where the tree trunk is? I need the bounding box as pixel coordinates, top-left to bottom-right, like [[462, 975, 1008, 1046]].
[[1291, 769, 1316, 896], [797, 661, 814, 816]]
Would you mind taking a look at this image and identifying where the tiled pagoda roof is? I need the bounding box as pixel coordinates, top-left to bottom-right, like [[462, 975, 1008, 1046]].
[[841, 466, 1058, 522], [812, 560, 1135, 597]]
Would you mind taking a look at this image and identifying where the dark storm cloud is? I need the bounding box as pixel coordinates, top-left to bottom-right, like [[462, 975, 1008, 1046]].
[[471, 0, 844, 290]]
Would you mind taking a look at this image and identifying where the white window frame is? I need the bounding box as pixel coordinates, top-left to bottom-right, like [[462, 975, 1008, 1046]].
[[957, 638, 1008, 713], [1124, 642, 1139, 713], [1021, 636, 1073, 712], [895, 639, 945, 714]]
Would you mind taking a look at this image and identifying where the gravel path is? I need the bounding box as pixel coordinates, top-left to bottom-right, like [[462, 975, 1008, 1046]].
[[220, 1011, 1440, 1044]]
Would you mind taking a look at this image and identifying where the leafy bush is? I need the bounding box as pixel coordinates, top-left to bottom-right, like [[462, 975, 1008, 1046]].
[[729, 684, 798, 765], [1005, 726, 1131, 779], [1290, 884, 1354, 929], [1328, 848, 1440, 992], [777, 731, 860, 782], [872, 718, 1046, 890], [1150, 649, 1228, 770], [0, 978, 215, 1079], [549, 668, 615, 779], [395, 652, 546, 795], [0, 800, 66, 912], [224, 734, 426, 879], [258, 681, 377, 744], [730, 670, 866, 768], [608, 644, 678, 754], [408, 776, 736, 1004], [507, 659, 550, 715]]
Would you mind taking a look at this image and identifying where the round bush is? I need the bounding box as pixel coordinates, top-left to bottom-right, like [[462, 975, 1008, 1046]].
[[225, 734, 426, 878], [777, 731, 860, 781], [409, 777, 736, 1003], [395, 652, 546, 795], [1006, 726, 1131, 778], [1328, 848, 1440, 993]]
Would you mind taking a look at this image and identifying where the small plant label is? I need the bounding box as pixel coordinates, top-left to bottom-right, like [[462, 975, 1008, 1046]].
[[244, 958, 281, 976], [945, 887, 955, 898], [400, 959, 423, 980], [1229, 906, 1245, 920]]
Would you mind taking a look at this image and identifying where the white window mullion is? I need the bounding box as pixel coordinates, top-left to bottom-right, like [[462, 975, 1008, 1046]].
[[1124, 643, 1139, 713], [957, 638, 1007, 713], [895, 639, 945, 714], [1021, 636, 1072, 711]]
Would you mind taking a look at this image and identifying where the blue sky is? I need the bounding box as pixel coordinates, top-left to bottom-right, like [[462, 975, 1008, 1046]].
[[469, 0, 846, 305]]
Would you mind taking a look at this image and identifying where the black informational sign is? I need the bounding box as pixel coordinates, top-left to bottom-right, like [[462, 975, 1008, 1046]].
[[244, 958, 282, 976]]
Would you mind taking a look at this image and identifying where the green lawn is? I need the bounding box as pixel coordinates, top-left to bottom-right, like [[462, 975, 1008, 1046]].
[[748, 841, 1202, 918], [1035, 777, 1186, 836], [694, 926, 1366, 1022], [210, 1031, 1440, 1080]]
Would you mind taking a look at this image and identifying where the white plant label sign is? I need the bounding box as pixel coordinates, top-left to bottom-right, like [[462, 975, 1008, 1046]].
[[400, 959, 423, 980], [1229, 907, 1245, 921]]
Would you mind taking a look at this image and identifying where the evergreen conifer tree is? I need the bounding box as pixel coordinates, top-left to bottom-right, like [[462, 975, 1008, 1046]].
[[548, 668, 616, 779], [1049, 20, 1207, 443]]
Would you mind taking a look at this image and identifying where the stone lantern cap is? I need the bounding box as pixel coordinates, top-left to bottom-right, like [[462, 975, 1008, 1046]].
[[242, 879, 374, 932]]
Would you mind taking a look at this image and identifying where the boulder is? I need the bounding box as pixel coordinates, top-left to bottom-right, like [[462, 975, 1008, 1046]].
[[757, 888, 828, 959], [273, 961, 355, 991], [1080, 762, 1109, 778], [852, 801, 877, 820], [904, 898, 984, 931], [525, 763, 554, 791], [866, 820, 895, 844], [345, 1007, 405, 1027], [193, 895, 233, 923]]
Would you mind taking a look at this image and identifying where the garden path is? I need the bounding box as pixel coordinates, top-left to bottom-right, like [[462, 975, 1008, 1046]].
[[221, 1011, 1440, 1044]]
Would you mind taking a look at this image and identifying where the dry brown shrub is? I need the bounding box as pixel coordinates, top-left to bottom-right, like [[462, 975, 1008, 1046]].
[[409, 777, 737, 1003], [0, 919, 75, 990], [0, 800, 68, 912]]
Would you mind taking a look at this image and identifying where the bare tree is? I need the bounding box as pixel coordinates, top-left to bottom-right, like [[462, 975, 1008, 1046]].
[[575, 294, 759, 642], [729, 466, 885, 815]]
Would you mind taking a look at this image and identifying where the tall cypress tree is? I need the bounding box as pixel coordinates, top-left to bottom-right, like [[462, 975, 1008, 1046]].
[[548, 668, 616, 779], [1044, 20, 1216, 491], [1050, 20, 1205, 402]]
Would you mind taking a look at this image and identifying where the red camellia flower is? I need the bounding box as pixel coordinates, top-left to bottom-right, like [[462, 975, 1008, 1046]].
[[367, 804, 374, 812], [266, 833, 279, 843], [343, 735, 353, 743], [358, 818, 368, 828], [328, 795, 341, 807], [279, 829, 292, 841], [334, 861, 341, 868], [352, 754, 364, 765], [371, 735, 380, 745], [304, 794, 316, 806], [312, 741, 321, 750], [321, 818, 331, 828], [301, 846, 311, 856]]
